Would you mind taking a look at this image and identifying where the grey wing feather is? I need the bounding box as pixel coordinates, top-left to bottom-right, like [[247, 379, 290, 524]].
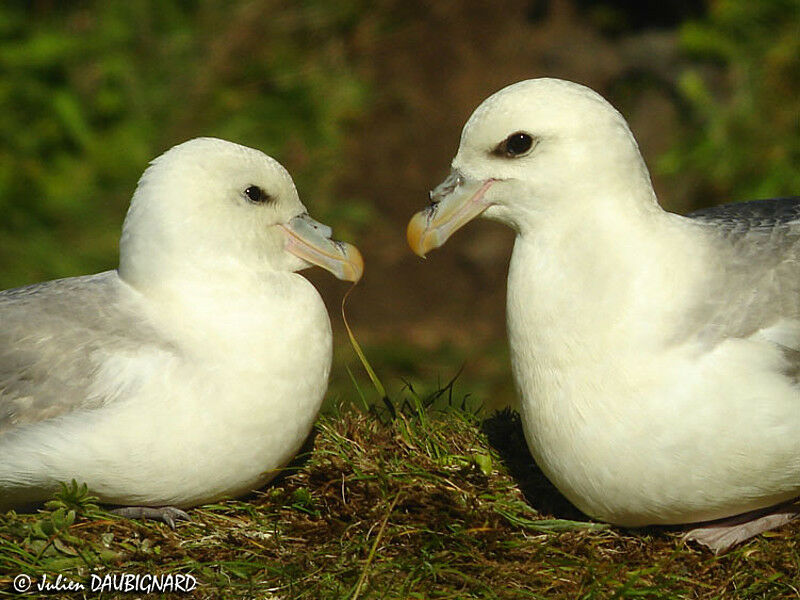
[[688, 197, 800, 229], [685, 197, 800, 347], [0, 271, 174, 433]]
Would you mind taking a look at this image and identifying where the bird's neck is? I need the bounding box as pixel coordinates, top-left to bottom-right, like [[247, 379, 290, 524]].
[[506, 200, 704, 374], [119, 261, 327, 358]]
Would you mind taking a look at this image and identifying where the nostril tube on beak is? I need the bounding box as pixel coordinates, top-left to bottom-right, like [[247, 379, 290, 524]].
[[429, 169, 464, 204]]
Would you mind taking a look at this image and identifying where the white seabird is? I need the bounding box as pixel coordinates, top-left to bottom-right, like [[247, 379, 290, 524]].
[[0, 137, 363, 523], [407, 78, 800, 552]]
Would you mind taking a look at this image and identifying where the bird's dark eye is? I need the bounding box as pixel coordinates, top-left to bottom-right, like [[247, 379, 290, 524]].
[[498, 132, 534, 157], [244, 185, 270, 204]]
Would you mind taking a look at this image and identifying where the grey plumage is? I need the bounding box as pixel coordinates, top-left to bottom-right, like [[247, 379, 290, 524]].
[[688, 197, 800, 229], [684, 197, 800, 351], [0, 271, 176, 434]]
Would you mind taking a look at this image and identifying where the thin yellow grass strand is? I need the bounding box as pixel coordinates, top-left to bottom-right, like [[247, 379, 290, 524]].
[[341, 284, 388, 400]]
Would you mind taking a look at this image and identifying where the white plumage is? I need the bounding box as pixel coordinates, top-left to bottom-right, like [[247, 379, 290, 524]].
[[408, 78, 800, 550], [0, 137, 362, 512]]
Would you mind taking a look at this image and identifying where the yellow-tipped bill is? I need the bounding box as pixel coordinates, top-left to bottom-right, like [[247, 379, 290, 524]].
[[407, 171, 495, 257], [281, 213, 364, 282]]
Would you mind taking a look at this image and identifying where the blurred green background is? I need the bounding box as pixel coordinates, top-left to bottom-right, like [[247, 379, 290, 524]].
[[0, 0, 371, 286], [1, 0, 797, 409]]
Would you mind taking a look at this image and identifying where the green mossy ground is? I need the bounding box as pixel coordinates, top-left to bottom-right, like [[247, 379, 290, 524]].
[[2, 395, 798, 599]]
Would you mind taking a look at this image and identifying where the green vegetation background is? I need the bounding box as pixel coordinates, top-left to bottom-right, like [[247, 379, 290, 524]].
[[0, 0, 797, 290], [0, 1, 370, 288]]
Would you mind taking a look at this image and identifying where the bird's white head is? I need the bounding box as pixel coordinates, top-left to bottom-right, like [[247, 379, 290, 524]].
[[408, 78, 657, 256], [118, 138, 363, 290]]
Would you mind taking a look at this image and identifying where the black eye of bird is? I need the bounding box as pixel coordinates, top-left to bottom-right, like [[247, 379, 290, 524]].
[[244, 185, 269, 203], [501, 132, 534, 157]]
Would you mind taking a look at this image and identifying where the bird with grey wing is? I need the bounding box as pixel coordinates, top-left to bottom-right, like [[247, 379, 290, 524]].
[[408, 78, 800, 554], [0, 137, 363, 526]]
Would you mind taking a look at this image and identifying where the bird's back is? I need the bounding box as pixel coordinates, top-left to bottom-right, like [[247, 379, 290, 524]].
[[0, 271, 174, 434], [684, 197, 800, 348]]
